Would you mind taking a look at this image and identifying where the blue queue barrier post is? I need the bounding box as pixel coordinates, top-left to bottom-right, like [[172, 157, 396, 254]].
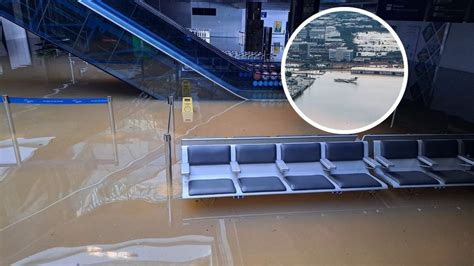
[[2, 95, 22, 166], [165, 95, 175, 225], [164, 134, 172, 185], [168, 95, 176, 162], [163, 132, 173, 225]]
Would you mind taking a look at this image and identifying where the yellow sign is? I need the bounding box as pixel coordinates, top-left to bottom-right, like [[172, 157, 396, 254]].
[[181, 80, 191, 97], [182, 96, 193, 123], [273, 43, 281, 54], [274, 21, 282, 33]]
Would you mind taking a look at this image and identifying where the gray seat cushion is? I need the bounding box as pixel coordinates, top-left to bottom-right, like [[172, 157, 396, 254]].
[[330, 173, 381, 188], [431, 170, 474, 184], [325, 142, 364, 161], [422, 139, 459, 158], [239, 176, 286, 193], [188, 145, 230, 165], [386, 171, 439, 186], [281, 143, 321, 163], [285, 175, 335, 190], [236, 144, 276, 164], [380, 140, 419, 159], [189, 179, 236, 196]]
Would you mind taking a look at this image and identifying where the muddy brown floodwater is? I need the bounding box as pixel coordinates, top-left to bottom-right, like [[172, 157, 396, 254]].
[[0, 57, 473, 265]]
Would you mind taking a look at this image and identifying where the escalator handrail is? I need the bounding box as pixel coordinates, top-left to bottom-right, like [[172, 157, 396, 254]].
[[78, 0, 246, 99]]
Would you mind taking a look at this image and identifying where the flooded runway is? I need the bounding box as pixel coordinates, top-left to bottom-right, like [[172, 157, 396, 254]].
[[294, 71, 403, 130], [1, 57, 474, 265]]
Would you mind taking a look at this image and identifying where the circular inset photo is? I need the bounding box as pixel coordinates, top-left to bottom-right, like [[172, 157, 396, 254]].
[[282, 7, 408, 134]]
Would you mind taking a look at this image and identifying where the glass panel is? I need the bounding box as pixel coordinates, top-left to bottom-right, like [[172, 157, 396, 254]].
[[0, 0, 285, 100], [81, 0, 286, 99]]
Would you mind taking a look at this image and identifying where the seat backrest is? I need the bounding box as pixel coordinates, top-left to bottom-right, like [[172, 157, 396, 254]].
[[422, 139, 459, 158], [236, 144, 276, 164], [281, 143, 321, 163], [188, 145, 230, 165], [325, 141, 364, 162], [376, 140, 421, 171], [422, 139, 461, 169], [463, 139, 474, 158], [324, 141, 368, 173], [379, 140, 419, 159]]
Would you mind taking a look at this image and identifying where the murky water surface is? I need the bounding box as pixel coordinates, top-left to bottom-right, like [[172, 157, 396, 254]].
[[294, 71, 403, 130], [0, 57, 473, 265]]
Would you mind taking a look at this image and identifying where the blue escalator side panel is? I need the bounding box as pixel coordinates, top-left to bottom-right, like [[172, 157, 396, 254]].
[[0, 0, 285, 100], [79, 0, 244, 99], [80, 0, 285, 100], [0, 0, 177, 99]]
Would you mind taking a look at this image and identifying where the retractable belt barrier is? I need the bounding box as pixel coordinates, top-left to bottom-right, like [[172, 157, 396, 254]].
[[1, 95, 117, 166], [6, 97, 108, 105]]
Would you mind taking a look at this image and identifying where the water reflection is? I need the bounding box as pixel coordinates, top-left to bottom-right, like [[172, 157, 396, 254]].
[[13, 236, 216, 265], [0, 137, 55, 166], [0, 104, 168, 230], [1, 94, 474, 266]]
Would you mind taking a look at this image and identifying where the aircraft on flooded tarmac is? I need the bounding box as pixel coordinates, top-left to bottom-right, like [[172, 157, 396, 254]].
[[334, 77, 358, 83]]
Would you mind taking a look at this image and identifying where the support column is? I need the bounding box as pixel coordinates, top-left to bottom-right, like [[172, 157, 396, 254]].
[[244, 2, 263, 52], [287, 0, 320, 42]]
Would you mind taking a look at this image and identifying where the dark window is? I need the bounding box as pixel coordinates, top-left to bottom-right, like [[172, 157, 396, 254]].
[[192, 8, 216, 16]]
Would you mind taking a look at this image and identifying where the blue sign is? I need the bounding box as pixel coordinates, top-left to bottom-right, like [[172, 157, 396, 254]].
[[7, 97, 108, 105]]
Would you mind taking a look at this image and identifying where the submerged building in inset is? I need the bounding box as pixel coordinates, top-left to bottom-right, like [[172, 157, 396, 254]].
[[329, 47, 353, 62]]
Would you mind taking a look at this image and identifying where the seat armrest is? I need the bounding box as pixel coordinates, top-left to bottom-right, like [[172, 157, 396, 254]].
[[275, 159, 289, 173], [458, 155, 474, 166], [363, 157, 379, 169], [374, 155, 394, 168], [320, 158, 336, 172], [417, 156, 437, 167], [230, 161, 241, 173], [181, 163, 190, 176]]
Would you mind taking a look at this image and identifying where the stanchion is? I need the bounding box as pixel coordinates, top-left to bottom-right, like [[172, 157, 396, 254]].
[[2, 95, 21, 166], [164, 132, 173, 225], [390, 108, 397, 128], [164, 133, 172, 184], [107, 96, 119, 164], [168, 95, 176, 162]]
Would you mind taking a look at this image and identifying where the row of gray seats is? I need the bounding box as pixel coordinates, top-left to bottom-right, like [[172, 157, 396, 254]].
[[374, 139, 474, 188], [181, 141, 387, 198], [181, 138, 474, 198]]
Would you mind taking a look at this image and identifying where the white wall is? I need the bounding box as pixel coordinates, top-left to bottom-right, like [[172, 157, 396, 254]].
[[262, 10, 288, 60], [191, 2, 243, 38], [190, 5, 288, 55]]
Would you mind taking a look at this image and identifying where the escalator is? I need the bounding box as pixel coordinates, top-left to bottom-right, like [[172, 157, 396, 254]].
[[0, 0, 285, 100]]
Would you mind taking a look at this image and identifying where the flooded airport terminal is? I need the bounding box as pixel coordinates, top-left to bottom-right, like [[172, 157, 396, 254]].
[[1, 1, 474, 265]]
